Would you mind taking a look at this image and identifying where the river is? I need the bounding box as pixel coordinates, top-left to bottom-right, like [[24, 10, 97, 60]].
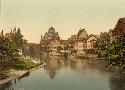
[[0, 57, 125, 90]]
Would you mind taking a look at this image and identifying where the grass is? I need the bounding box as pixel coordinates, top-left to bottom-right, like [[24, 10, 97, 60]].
[[0, 70, 9, 80], [0, 58, 38, 80], [11, 58, 38, 70]]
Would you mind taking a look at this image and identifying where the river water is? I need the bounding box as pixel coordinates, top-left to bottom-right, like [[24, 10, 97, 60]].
[[0, 57, 125, 90]]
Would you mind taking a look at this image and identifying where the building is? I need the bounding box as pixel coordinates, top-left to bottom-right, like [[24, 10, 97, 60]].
[[77, 29, 88, 40], [87, 34, 98, 49], [110, 17, 125, 41], [43, 27, 59, 40], [49, 37, 60, 56], [60, 40, 70, 54], [77, 39, 87, 55], [71, 35, 77, 40], [68, 28, 88, 56], [40, 27, 61, 56]]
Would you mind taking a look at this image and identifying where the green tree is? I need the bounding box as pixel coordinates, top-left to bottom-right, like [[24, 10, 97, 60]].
[[0, 37, 17, 71], [13, 28, 23, 49], [103, 35, 125, 68], [94, 32, 111, 57]]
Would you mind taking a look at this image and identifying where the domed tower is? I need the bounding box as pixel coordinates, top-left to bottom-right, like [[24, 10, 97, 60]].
[[48, 27, 55, 37], [77, 28, 88, 40]]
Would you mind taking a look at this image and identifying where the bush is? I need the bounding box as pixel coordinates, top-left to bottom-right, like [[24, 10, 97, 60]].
[[0, 71, 9, 80], [9, 58, 38, 70]]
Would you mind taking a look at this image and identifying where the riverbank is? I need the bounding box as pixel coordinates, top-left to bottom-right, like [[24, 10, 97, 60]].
[[0, 70, 28, 85], [0, 63, 45, 85]]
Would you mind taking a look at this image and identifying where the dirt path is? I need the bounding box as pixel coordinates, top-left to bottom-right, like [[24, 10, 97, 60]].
[[0, 69, 28, 85]]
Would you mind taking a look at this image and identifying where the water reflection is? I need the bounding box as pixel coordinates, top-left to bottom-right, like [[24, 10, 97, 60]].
[[110, 73, 125, 90], [0, 71, 30, 90], [43, 57, 107, 80], [44, 57, 62, 79], [0, 82, 12, 90], [43, 56, 125, 90], [1, 56, 125, 90]]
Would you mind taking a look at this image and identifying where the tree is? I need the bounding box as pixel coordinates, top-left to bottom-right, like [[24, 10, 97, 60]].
[[0, 37, 17, 71], [13, 28, 23, 49], [94, 32, 111, 57], [97, 34, 125, 68]]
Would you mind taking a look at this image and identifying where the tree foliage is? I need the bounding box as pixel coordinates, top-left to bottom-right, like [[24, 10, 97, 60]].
[[96, 34, 125, 68], [103, 35, 125, 68], [0, 37, 17, 70], [13, 28, 23, 49]]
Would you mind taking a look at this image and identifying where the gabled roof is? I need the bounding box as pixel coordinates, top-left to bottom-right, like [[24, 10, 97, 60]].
[[77, 29, 86, 37], [87, 34, 98, 40], [112, 17, 125, 36]]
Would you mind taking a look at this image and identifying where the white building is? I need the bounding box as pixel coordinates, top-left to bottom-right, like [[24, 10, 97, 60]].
[[87, 34, 98, 49], [77, 39, 87, 55]]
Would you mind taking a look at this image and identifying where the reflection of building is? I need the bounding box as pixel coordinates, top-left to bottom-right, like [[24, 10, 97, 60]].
[[45, 57, 61, 80]]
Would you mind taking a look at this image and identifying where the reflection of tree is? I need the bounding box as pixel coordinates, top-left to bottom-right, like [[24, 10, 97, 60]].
[[48, 71, 56, 80], [110, 73, 125, 90], [0, 81, 12, 90], [70, 59, 77, 70], [18, 71, 30, 81], [63, 59, 69, 67]]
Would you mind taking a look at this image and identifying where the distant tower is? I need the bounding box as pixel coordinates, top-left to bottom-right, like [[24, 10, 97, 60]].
[[41, 35, 43, 40], [11, 29, 13, 33], [13, 27, 16, 34], [80, 27, 81, 30], [1, 30, 3, 37]]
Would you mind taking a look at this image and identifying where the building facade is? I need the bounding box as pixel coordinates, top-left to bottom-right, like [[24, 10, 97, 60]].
[[87, 34, 98, 49], [40, 27, 61, 56]]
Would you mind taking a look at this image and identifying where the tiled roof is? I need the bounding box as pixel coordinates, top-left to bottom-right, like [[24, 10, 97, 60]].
[[77, 29, 86, 37], [112, 17, 125, 36], [87, 34, 98, 40]]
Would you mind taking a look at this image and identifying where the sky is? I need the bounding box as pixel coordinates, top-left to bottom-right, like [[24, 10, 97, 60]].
[[0, 0, 125, 43]]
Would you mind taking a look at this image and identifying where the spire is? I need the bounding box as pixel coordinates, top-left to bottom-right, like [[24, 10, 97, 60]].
[[11, 29, 13, 33], [41, 35, 43, 40], [13, 26, 16, 34], [80, 27, 81, 30], [1, 30, 4, 37]]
